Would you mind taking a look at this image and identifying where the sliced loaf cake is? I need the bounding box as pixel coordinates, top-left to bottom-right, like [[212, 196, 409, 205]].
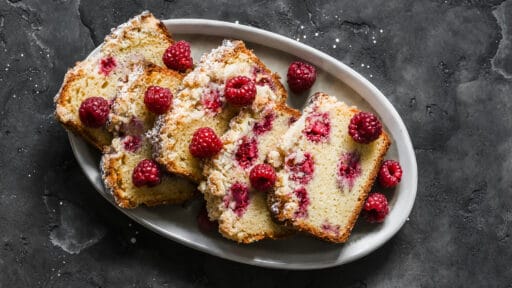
[[149, 40, 288, 182], [268, 92, 391, 243], [199, 103, 300, 243], [55, 11, 174, 150]]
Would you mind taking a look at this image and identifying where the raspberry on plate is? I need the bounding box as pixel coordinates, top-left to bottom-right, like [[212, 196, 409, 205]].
[[189, 127, 223, 158], [162, 40, 193, 72], [249, 163, 277, 192], [224, 76, 257, 107], [144, 85, 173, 114], [379, 160, 403, 188], [287, 61, 317, 93], [348, 111, 382, 144], [363, 192, 389, 223], [132, 159, 161, 187], [78, 97, 110, 128]]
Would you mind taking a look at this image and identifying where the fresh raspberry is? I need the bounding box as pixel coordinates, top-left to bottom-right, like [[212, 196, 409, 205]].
[[197, 204, 218, 233], [189, 127, 223, 158], [287, 61, 317, 93], [235, 136, 258, 169], [348, 112, 382, 144], [294, 187, 310, 218], [303, 112, 330, 143], [144, 85, 173, 114], [162, 40, 193, 72], [224, 76, 256, 107], [249, 164, 276, 192], [363, 192, 389, 223], [286, 152, 314, 185], [229, 182, 250, 216], [99, 56, 116, 76], [122, 135, 142, 153], [337, 152, 362, 190], [132, 159, 161, 187], [78, 97, 110, 128], [253, 112, 275, 135], [379, 160, 403, 188]]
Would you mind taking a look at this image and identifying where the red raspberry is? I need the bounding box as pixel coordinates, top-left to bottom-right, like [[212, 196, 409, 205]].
[[99, 56, 117, 76], [189, 127, 223, 158], [162, 40, 193, 72], [144, 85, 173, 114], [286, 152, 315, 185], [230, 182, 250, 216], [348, 112, 382, 144], [253, 112, 275, 135], [78, 97, 110, 128], [235, 136, 258, 169], [303, 112, 330, 143], [363, 192, 389, 223], [132, 159, 161, 187], [122, 135, 142, 153], [379, 160, 403, 188], [224, 76, 256, 107], [287, 61, 316, 93], [249, 164, 276, 192], [294, 187, 310, 218]]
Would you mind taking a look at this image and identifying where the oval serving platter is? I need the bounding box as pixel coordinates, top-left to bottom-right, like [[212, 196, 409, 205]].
[[68, 19, 417, 270]]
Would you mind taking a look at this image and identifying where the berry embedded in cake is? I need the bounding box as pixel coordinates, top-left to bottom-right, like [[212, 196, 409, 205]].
[[268, 92, 391, 243]]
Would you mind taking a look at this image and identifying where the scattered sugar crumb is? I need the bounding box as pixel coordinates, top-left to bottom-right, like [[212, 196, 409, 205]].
[[380, 29, 383, 33], [314, 32, 319, 36], [335, 38, 339, 43], [130, 237, 136, 244], [333, 44, 336, 48]]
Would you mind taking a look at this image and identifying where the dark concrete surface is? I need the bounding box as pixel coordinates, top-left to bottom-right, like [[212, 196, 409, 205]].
[[1, 0, 511, 287]]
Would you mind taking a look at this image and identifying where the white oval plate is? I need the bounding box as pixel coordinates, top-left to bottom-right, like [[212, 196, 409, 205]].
[[68, 19, 417, 270]]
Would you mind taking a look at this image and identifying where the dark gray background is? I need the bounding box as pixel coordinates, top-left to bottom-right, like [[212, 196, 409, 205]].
[[1, 0, 511, 287]]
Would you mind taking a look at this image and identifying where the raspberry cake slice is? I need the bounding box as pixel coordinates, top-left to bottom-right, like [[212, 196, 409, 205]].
[[55, 11, 174, 150], [101, 62, 195, 208], [101, 136, 195, 208], [268, 92, 391, 243], [150, 40, 288, 182], [199, 104, 301, 243]]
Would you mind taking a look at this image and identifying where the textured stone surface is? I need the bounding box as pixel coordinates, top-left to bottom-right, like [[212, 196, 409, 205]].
[[1, 0, 511, 286]]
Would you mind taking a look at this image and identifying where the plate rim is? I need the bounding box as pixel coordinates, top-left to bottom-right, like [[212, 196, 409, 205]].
[[68, 18, 418, 270]]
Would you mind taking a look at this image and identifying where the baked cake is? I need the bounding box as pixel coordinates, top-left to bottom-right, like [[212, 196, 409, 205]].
[[54, 11, 174, 150], [268, 92, 391, 243], [149, 40, 288, 182], [199, 103, 301, 243], [101, 62, 196, 208], [101, 136, 196, 208]]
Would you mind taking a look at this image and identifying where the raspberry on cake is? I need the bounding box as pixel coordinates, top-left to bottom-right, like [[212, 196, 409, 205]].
[[199, 103, 300, 243], [149, 40, 288, 182], [102, 61, 196, 208], [54, 11, 175, 150], [268, 92, 391, 243]]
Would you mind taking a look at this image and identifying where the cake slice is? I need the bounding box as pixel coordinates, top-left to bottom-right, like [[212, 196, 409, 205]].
[[101, 62, 195, 208], [101, 136, 196, 208], [54, 11, 174, 150], [199, 103, 300, 243], [149, 40, 288, 182], [268, 92, 391, 243]]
